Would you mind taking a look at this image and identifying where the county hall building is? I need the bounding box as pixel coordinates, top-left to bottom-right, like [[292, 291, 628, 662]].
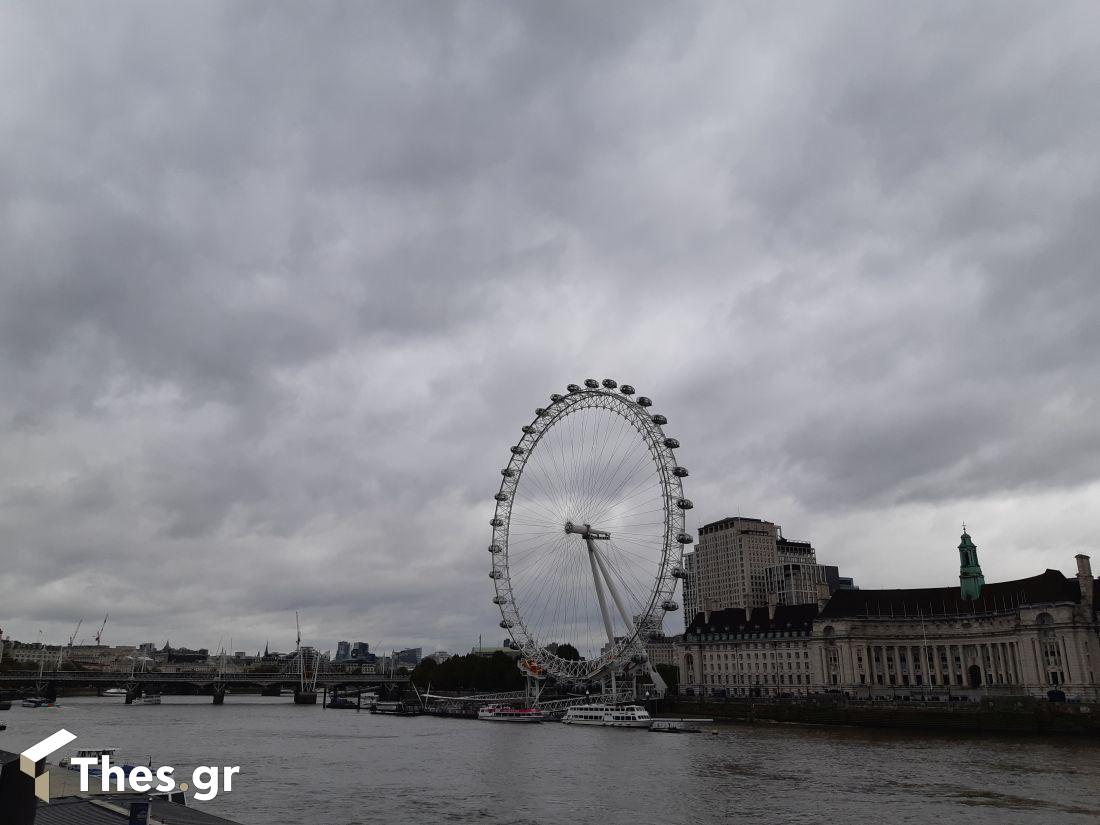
[[679, 529, 1100, 701]]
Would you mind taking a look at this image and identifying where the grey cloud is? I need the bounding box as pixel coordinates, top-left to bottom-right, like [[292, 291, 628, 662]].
[[2, 1, 1100, 653]]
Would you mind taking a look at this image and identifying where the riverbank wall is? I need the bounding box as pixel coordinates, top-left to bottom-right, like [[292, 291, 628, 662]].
[[663, 695, 1100, 736]]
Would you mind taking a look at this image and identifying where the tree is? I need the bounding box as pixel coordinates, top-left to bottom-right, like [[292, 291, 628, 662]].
[[410, 652, 524, 692], [656, 663, 680, 691], [410, 656, 438, 686], [555, 643, 581, 661]]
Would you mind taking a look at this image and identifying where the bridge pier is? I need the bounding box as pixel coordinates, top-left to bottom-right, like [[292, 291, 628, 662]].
[[125, 688, 140, 705], [260, 683, 282, 697], [212, 687, 226, 705], [293, 689, 317, 705]]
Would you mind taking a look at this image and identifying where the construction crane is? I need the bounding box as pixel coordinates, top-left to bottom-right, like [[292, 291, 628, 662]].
[[94, 614, 109, 646], [58, 619, 83, 667]]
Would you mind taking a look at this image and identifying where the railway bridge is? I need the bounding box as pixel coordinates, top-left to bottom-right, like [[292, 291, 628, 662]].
[[0, 669, 409, 704]]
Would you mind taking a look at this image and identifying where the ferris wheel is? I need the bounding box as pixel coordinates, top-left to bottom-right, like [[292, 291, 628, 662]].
[[489, 378, 692, 685]]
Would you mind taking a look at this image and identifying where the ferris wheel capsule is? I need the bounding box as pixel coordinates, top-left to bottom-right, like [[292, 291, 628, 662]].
[[492, 595, 508, 604], [567, 384, 582, 393], [661, 600, 680, 612], [637, 396, 652, 407], [584, 379, 599, 389], [671, 565, 687, 578], [501, 468, 515, 477], [619, 384, 635, 395], [676, 532, 694, 544], [488, 544, 503, 554], [550, 394, 564, 403], [489, 570, 503, 579], [652, 414, 667, 425], [676, 498, 693, 509], [673, 466, 689, 477], [494, 492, 509, 502], [510, 446, 525, 455], [535, 407, 548, 417], [602, 378, 617, 389], [663, 437, 680, 448], [490, 517, 503, 527], [500, 619, 514, 629]]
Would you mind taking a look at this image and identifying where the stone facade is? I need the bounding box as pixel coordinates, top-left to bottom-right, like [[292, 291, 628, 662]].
[[679, 543, 1100, 701]]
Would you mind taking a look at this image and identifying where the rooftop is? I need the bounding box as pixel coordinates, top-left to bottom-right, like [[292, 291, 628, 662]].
[[36, 795, 244, 825], [819, 569, 1097, 620], [685, 603, 819, 635]]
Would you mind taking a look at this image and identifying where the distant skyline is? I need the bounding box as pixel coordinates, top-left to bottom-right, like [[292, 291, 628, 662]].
[[2, 2, 1100, 655]]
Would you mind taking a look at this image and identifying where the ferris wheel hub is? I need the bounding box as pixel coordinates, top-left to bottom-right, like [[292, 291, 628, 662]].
[[563, 521, 610, 540]]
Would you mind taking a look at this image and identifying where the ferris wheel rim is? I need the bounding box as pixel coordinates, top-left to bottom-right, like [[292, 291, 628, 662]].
[[488, 380, 688, 682]]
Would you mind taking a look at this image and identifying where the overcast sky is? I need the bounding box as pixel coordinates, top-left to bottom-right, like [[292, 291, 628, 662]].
[[2, 2, 1099, 657]]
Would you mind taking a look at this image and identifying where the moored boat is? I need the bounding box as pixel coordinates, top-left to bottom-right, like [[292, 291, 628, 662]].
[[22, 697, 57, 708], [561, 703, 651, 727], [102, 687, 127, 697], [60, 747, 119, 770], [369, 700, 419, 715], [477, 704, 544, 722]]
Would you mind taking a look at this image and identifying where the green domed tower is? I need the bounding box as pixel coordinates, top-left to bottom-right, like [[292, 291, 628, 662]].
[[958, 525, 985, 601]]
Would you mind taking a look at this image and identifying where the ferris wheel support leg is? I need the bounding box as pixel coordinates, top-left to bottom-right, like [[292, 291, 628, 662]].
[[586, 541, 616, 644], [589, 543, 636, 636]]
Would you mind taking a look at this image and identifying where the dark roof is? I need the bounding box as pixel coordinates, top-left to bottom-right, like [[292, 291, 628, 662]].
[[685, 603, 819, 636], [37, 796, 244, 825], [699, 515, 770, 532], [819, 569, 1086, 620], [34, 797, 124, 825]]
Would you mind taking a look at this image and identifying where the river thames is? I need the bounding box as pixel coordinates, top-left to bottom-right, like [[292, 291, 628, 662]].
[[3, 696, 1099, 824]]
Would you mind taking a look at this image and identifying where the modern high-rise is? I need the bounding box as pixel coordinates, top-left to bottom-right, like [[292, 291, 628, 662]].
[[683, 516, 854, 622], [683, 517, 780, 619], [767, 536, 831, 606]]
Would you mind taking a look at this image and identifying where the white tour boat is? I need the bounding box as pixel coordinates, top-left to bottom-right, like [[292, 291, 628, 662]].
[[561, 703, 652, 728], [102, 687, 127, 697], [477, 704, 544, 722]]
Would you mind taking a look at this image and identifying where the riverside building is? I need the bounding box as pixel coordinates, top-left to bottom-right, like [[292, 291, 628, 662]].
[[679, 530, 1100, 701]]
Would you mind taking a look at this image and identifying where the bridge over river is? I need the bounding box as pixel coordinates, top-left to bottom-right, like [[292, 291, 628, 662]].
[[0, 668, 409, 704]]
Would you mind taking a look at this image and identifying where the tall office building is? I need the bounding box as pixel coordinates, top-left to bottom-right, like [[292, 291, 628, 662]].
[[684, 516, 855, 622], [684, 517, 780, 619], [767, 536, 830, 606]]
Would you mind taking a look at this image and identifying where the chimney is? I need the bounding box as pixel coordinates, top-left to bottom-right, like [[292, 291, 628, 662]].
[[0, 749, 38, 825], [767, 593, 778, 621], [1077, 554, 1093, 611]]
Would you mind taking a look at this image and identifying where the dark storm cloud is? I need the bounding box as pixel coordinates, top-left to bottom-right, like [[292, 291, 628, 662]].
[[2, 1, 1099, 652]]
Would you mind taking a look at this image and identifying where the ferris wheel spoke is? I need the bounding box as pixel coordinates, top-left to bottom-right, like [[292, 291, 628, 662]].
[[527, 447, 571, 519], [583, 423, 645, 522], [588, 461, 661, 526], [591, 470, 662, 520]]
